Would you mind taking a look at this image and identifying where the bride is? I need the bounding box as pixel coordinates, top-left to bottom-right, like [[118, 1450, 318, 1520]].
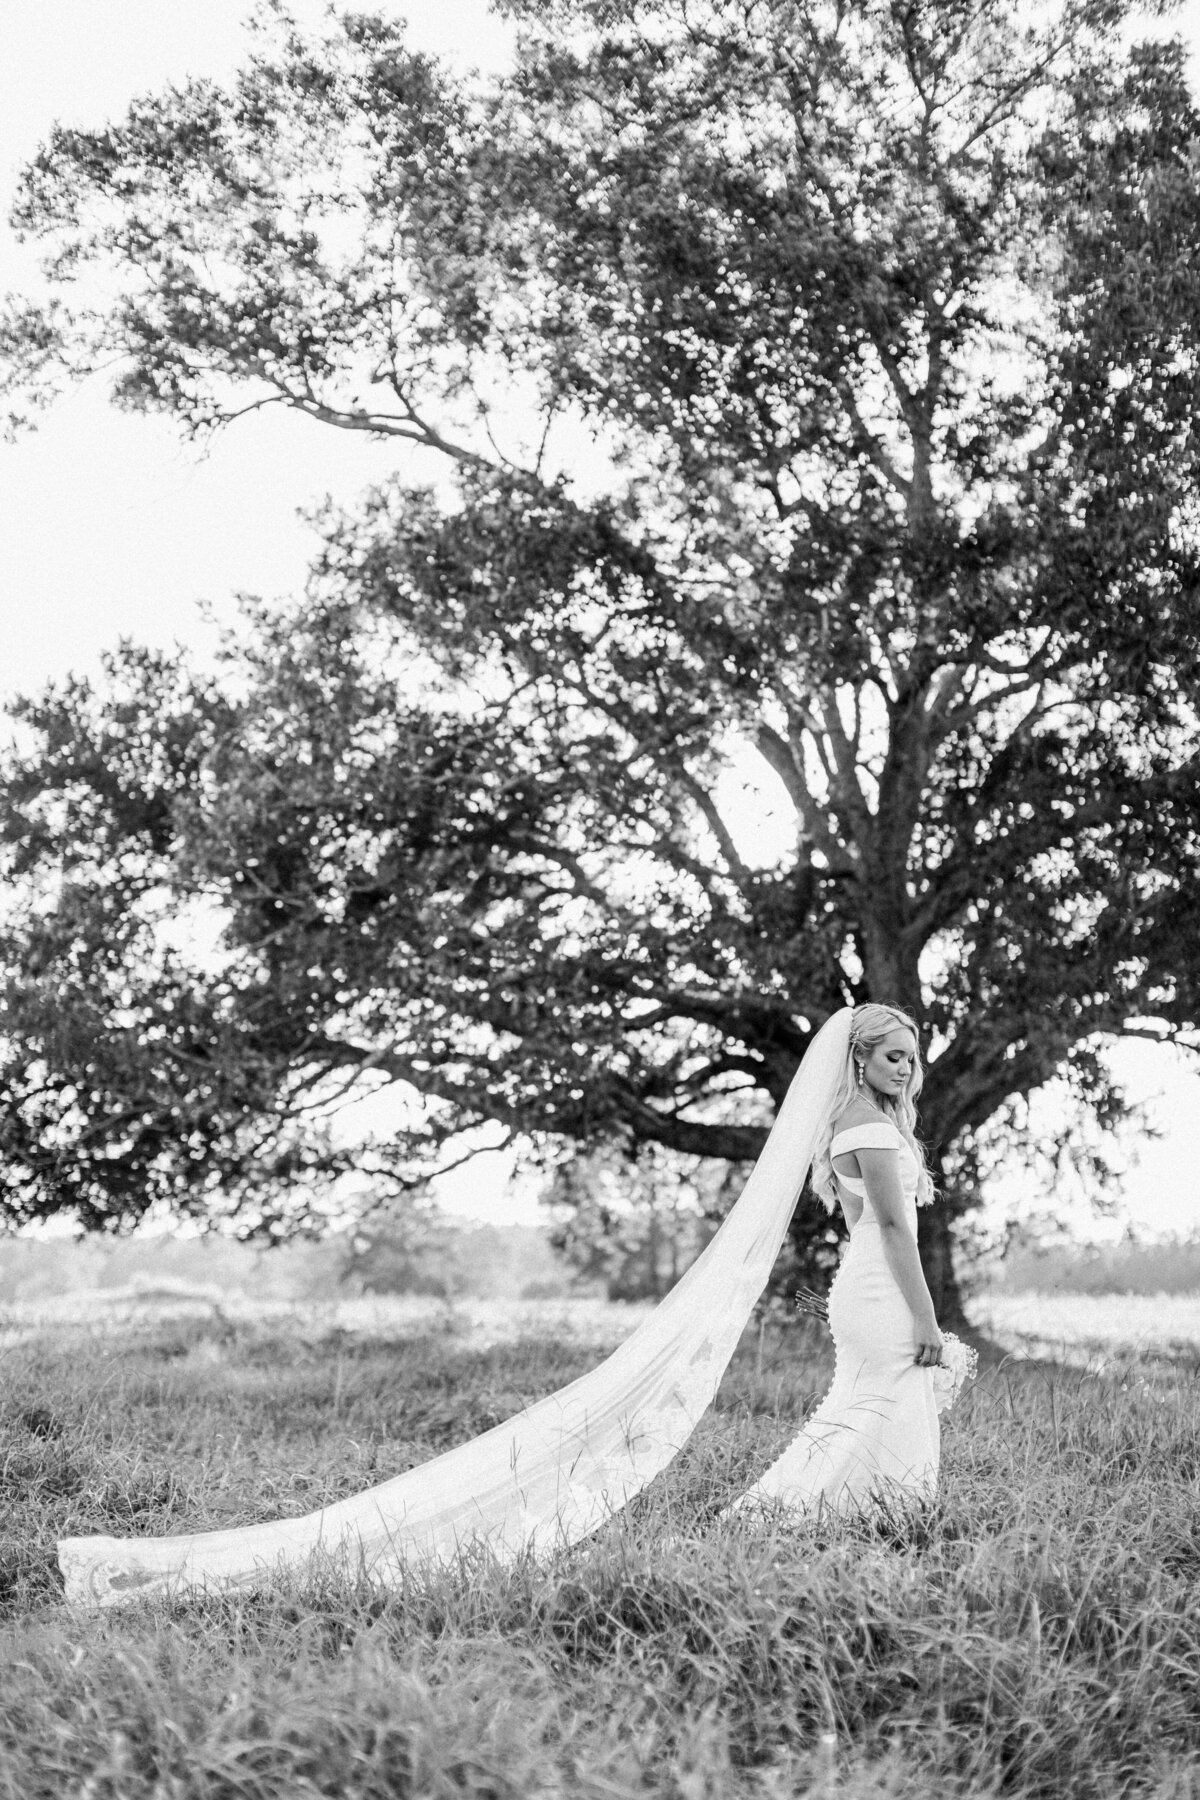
[[59, 1004, 963, 1607], [726, 1003, 944, 1516]]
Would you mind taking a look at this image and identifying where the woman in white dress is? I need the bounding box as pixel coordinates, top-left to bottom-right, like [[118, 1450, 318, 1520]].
[[727, 1003, 944, 1516], [59, 1004, 961, 1607]]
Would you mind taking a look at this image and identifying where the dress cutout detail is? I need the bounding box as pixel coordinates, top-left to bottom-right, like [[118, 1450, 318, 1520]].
[[828, 1121, 906, 1193], [727, 1115, 938, 1517]]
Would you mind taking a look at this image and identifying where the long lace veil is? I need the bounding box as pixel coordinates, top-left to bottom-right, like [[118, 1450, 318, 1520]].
[[59, 1007, 854, 1606]]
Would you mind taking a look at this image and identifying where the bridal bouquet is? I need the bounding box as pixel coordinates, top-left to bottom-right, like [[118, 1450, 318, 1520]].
[[931, 1333, 978, 1413], [794, 1291, 978, 1414]]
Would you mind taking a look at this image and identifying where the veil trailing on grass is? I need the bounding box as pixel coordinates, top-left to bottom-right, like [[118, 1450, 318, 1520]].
[[58, 1008, 854, 1607]]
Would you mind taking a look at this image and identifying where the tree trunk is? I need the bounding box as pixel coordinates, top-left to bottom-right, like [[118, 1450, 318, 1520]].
[[917, 1200, 968, 1331]]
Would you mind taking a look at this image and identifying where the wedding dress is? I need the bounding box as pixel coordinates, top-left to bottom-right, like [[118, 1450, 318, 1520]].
[[726, 1120, 938, 1514], [57, 1009, 950, 1609]]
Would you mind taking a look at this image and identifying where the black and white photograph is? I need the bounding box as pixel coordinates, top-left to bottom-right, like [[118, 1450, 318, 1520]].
[[3, 1, 1200, 1794]]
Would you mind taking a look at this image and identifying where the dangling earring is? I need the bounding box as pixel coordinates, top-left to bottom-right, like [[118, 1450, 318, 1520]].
[[855, 1060, 864, 1088]]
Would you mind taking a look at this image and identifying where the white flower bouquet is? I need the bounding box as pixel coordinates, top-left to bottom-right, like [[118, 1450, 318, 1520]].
[[931, 1332, 978, 1413]]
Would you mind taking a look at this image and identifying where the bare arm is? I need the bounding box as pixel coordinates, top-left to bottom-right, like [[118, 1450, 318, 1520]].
[[854, 1147, 943, 1366]]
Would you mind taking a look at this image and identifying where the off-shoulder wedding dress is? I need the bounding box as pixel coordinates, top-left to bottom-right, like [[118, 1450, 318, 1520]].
[[58, 1011, 950, 1608], [727, 1119, 938, 1514]]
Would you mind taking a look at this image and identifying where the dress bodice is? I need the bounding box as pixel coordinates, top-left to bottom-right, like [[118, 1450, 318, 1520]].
[[830, 1120, 919, 1227]]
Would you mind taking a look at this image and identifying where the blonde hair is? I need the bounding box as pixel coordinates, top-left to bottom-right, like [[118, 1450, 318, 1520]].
[[810, 1003, 934, 1212]]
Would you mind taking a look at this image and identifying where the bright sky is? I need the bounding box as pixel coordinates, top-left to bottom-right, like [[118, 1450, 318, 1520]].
[[1, 1, 1199, 1239]]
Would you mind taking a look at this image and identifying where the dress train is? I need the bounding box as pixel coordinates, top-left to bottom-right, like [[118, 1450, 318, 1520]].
[[56, 1021, 947, 1606]]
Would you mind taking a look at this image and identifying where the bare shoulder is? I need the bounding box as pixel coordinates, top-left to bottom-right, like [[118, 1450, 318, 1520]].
[[832, 1097, 883, 1136]]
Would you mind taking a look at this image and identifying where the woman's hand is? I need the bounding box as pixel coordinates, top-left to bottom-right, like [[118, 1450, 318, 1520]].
[[913, 1315, 944, 1368]]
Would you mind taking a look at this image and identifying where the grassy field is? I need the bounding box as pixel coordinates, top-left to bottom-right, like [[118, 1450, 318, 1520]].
[[2, 1297, 1199, 1799]]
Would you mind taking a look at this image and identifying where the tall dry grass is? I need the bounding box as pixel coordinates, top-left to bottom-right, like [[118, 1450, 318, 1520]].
[[1, 1305, 1198, 1799]]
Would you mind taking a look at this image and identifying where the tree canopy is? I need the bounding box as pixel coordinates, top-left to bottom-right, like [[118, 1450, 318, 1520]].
[[3, 0, 1200, 1317]]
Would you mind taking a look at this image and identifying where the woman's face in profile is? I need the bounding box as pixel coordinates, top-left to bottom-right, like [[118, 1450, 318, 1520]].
[[861, 1027, 918, 1099]]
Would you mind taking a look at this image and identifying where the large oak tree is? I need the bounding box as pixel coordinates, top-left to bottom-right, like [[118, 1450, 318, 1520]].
[[3, 0, 1200, 1320]]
